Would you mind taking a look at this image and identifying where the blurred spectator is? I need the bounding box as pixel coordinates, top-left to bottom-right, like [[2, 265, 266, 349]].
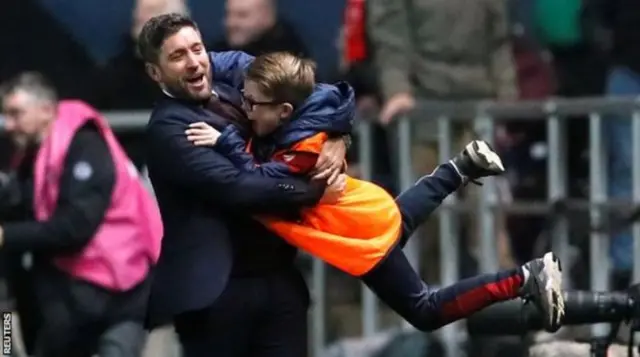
[[533, 0, 604, 210], [590, 0, 640, 287], [367, 0, 518, 274], [210, 0, 310, 58], [339, 0, 379, 110], [0, 1, 99, 341], [93, 0, 190, 110], [508, 0, 557, 103], [496, 0, 598, 272], [368, 0, 518, 127], [0, 72, 162, 357], [497, 1, 556, 266], [366, 0, 518, 180], [335, 0, 395, 190], [534, 0, 607, 97]]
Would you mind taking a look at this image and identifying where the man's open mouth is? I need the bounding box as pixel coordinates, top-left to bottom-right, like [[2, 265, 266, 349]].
[[186, 74, 205, 86]]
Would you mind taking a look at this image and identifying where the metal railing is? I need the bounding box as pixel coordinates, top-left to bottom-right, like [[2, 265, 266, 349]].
[[0, 110, 151, 131], [339, 96, 640, 357], [3, 96, 640, 357]]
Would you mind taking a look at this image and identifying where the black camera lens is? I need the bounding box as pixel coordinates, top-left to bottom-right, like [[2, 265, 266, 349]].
[[467, 291, 634, 335]]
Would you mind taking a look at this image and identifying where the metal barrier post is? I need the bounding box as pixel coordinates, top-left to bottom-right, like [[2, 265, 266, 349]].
[[589, 112, 610, 337], [398, 117, 419, 267], [632, 107, 640, 283], [311, 258, 326, 357], [397, 116, 419, 330], [474, 110, 499, 273], [358, 121, 379, 337], [438, 117, 461, 357], [545, 102, 571, 288]]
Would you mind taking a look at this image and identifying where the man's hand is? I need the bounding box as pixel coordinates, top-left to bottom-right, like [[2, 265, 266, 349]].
[[320, 174, 347, 204], [186, 122, 222, 147], [312, 137, 347, 184], [380, 92, 415, 125]]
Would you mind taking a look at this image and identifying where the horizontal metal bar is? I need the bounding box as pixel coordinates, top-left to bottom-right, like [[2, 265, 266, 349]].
[[439, 199, 635, 215], [0, 111, 152, 133], [97, 110, 152, 131], [409, 96, 640, 120], [2, 96, 640, 132], [485, 96, 640, 118], [1, 111, 374, 133], [412, 100, 478, 120]]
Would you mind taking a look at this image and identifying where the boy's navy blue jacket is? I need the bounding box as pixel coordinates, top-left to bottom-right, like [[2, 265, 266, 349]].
[[215, 81, 356, 177], [144, 51, 352, 327]]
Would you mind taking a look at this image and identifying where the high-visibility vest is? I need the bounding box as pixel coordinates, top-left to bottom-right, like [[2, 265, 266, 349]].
[[254, 133, 402, 276]]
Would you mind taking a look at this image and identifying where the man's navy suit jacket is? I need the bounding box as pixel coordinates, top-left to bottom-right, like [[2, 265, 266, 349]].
[[144, 53, 326, 326]]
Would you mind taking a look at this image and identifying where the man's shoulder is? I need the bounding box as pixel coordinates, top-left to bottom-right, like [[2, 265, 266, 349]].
[[67, 122, 107, 153], [209, 50, 254, 75], [208, 49, 250, 60], [73, 122, 102, 140], [148, 97, 197, 127]]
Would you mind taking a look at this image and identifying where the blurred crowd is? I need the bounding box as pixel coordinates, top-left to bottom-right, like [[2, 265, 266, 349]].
[[1, 0, 640, 345]]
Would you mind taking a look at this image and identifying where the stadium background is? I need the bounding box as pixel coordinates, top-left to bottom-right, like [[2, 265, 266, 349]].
[[2, 0, 640, 356]]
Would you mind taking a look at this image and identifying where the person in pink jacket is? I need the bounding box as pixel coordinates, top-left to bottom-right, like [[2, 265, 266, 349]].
[[0, 72, 162, 357]]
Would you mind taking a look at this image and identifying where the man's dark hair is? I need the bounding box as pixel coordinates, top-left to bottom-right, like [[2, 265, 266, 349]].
[[137, 13, 199, 64], [0, 71, 57, 104]]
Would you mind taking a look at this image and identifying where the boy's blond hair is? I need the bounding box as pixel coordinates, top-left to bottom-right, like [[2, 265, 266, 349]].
[[245, 52, 316, 107]]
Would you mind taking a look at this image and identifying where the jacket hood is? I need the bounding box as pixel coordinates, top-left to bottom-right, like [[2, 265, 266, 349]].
[[276, 81, 355, 146]]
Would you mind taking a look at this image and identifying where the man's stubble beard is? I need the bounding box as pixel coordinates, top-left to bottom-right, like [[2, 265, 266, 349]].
[[164, 79, 212, 102], [12, 119, 51, 150]]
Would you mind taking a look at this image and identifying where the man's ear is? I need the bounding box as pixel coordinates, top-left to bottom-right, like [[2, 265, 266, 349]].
[[145, 63, 161, 82]]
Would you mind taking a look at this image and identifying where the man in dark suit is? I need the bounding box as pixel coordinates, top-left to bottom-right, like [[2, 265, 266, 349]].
[[138, 13, 349, 357]]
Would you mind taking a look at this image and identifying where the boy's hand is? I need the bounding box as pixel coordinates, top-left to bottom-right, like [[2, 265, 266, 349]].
[[312, 137, 347, 184], [320, 174, 347, 204], [186, 122, 222, 147]]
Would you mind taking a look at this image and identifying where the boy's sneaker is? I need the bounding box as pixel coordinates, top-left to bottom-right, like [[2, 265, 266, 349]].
[[450, 140, 505, 184], [520, 252, 565, 332]]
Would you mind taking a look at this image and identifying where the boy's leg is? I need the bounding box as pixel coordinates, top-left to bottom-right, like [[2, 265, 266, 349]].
[[361, 245, 564, 332], [396, 140, 506, 247]]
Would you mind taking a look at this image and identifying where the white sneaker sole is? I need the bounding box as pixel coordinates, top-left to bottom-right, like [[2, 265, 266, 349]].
[[540, 252, 565, 330], [466, 140, 506, 173]]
